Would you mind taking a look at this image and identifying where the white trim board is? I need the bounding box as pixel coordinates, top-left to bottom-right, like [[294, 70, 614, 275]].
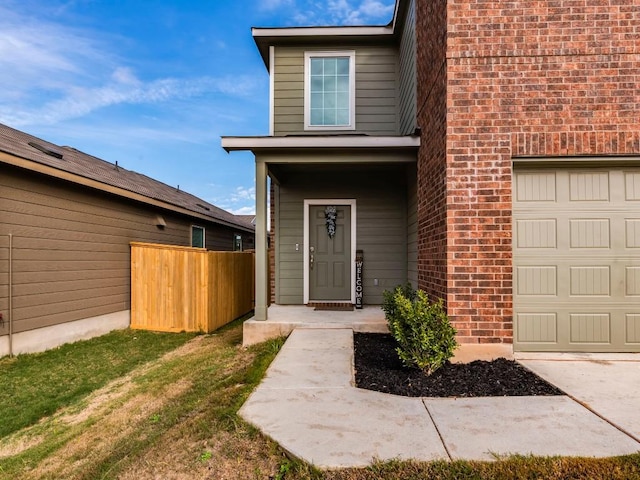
[[303, 199, 357, 304]]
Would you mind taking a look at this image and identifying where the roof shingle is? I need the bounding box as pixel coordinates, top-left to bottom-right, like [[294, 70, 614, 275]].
[[0, 123, 254, 232]]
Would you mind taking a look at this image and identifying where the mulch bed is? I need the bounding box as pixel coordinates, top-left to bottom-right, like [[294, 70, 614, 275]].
[[353, 333, 564, 398]]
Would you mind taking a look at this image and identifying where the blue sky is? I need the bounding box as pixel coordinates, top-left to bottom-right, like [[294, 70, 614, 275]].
[[0, 0, 395, 215]]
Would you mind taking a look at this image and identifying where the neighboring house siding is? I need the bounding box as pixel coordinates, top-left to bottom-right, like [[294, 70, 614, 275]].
[[442, 1, 640, 343], [205, 224, 251, 251], [398, 0, 417, 136], [273, 45, 399, 136], [0, 165, 246, 337], [274, 166, 408, 305]]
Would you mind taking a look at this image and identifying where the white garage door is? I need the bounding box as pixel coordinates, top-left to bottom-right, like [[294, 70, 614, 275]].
[[513, 166, 640, 352]]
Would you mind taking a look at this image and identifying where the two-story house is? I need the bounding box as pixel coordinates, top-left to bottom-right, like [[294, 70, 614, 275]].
[[223, 0, 640, 354]]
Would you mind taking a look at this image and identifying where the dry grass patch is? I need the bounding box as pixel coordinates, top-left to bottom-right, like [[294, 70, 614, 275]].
[[2, 319, 639, 480], [0, 320, 293, 480]]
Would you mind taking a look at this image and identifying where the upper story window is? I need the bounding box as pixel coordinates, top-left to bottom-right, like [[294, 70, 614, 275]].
[[304, 51, 355, 131], [191, 225, 205, 248]]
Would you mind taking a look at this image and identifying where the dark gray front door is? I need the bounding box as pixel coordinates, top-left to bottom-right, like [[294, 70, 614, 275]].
[[309, 205, 351, 301]]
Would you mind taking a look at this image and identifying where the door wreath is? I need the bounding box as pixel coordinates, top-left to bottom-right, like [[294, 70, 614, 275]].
[[325, 206, 337, 238]]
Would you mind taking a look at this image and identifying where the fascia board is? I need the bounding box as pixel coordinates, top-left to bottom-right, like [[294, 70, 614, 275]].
[[221, 136, 420, 152]]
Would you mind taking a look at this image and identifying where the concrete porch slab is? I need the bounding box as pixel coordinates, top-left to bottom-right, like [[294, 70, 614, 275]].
[[242, 305, 388, 346]]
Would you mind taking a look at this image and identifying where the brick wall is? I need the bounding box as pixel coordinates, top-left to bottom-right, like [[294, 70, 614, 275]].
[[416, 0, 449, 303], [442, 1, 640, 344]]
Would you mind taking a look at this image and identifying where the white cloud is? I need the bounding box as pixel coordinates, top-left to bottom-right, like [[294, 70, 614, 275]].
[[0, 5, 261, 128], [278, 0, 394, 26], [228, 206, 256, 215], [210, 185, 257, 216], [260, 0, 295, 11], [0, 5, 112, 100], [231, 186, 256, 202], [111, 67, 141, 86], [360, 0, 395, 18], [0, 72, 261, 127]]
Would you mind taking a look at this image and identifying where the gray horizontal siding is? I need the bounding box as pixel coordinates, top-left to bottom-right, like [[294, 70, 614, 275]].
[[0, 166, 252, 335], [398, 0, 417, 135], [274, 167, 408, 305], [273, 45, 399, 136]]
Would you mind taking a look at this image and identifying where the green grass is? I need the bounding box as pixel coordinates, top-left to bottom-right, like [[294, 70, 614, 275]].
[[325, 455, 640, 480], [1, 321, 639, 480], [0, 328, 195, 438]]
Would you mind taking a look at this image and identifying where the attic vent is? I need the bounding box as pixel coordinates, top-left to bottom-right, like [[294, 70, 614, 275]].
[[196, 203, 211, 211], [28, 141, 63, 159]]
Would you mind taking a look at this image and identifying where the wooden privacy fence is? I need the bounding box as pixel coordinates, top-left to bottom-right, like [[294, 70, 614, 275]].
[[130, 242, 254, 333]]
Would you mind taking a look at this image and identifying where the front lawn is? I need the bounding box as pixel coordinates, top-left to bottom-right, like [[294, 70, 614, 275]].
[[0, 321, 638, 480], [0, 328, 195, 438]]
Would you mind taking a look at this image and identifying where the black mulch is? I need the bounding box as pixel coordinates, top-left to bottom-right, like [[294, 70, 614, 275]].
[[353, 333, 564, 398]]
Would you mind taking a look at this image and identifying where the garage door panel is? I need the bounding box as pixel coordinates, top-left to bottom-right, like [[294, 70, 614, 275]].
[[569, 314, 611, 344], [516, 266, 557, 296], [569, 219, 610, 248], [516, 313, 558, 343], [516, 172, 556, 202], [624, 171, 640, 200], [515, 219, 556, 248], [625, 267, 640, 296], [625, 219, 640, 248], [569, 171, 610, 201], [514, 166, 640, 352], [625, 315, 640, 344], [569, 266, 610, 296]]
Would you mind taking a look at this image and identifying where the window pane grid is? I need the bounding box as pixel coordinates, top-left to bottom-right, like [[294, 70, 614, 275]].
[[309, 56, 351, 127]]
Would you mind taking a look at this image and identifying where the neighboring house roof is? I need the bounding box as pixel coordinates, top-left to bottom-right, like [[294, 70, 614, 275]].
[[0, 123, 254, 233], [236, 215, 256, 225]]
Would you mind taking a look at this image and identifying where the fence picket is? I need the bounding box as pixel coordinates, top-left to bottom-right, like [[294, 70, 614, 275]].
[[130, 242, 254, 333]]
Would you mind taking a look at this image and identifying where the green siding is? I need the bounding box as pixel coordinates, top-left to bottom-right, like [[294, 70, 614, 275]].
[[398, 0, 417, 135], [274, 167, 408, 305], [273, 45, 399, 136]]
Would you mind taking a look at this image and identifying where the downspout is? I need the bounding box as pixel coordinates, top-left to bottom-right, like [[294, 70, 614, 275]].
[[8, 234, 13, 357]]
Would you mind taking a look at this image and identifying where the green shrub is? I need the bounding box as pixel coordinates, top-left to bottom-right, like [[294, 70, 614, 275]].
[[382, 284, 458, 375]]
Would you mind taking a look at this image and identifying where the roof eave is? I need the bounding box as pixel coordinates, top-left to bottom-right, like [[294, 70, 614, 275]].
[[221, 135, 420, 153], [0, 150, 255, 233], [251, 6, 401, 68]]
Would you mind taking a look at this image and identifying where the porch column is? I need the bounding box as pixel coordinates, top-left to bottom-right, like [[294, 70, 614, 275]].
[[254, 159, 268, 321]]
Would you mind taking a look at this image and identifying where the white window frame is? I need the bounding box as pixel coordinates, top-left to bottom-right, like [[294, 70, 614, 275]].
[[191, 225, 205, 248], [233, 233, 243, 251], [304, 51, 356, 131]]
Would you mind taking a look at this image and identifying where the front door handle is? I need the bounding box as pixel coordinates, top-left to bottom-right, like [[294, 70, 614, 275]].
[[310, 246, 315, 270]]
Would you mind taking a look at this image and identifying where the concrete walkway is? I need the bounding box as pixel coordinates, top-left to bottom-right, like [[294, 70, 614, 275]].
[[239, 328, 640, 469]]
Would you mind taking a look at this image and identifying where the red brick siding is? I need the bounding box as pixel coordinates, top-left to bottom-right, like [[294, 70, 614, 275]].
[[418, 1, 640, 344], [416, 0, 449, 303]]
